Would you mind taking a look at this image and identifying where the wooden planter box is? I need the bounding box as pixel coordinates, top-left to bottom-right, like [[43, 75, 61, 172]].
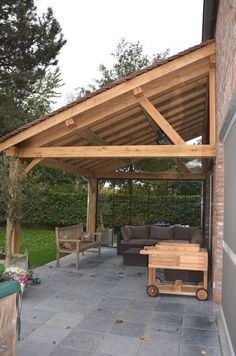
[[0, 281, 20, 356]]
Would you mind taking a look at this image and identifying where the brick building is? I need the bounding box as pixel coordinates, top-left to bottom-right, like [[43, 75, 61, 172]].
[[203, 0, 236, 354]]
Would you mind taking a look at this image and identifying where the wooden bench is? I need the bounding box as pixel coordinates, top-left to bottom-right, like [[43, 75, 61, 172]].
[[55, 224, 102, 268]]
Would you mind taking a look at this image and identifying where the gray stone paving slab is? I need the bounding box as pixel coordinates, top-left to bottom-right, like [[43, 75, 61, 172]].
[[181, 327, 220, 348], [16, 340, 56, 356], [155, 301, 185, 314], [16, 248, 223, 356], [96, 333, 140, 356], [87, 304, 121, 319], [147, 311, 182, 332], [22, 308, 56, 324], [109, 320, 147, 338], [183, 314, 217, 331], [19, 320, 41, 340], [50, 345, 92, 356], [45, 311, 85, 328], [143, 329, 182, 343], [184, 302, 216, 316], [136, 339, 180, 356], [60, 330, 102, 353], [179, 343, 222, 356], [77, 316, 115, 333], [117, 306, 153, 323], [26, 324, 71, 344]]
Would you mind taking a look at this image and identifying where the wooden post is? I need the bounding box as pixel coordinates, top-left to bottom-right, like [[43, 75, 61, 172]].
[[11, 221, 21, 255], [87, 177, 97, 233], [209, 55, 216, 145]]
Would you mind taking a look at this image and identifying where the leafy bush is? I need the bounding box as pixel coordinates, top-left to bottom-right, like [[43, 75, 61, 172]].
[[23, 190, 87, 227]]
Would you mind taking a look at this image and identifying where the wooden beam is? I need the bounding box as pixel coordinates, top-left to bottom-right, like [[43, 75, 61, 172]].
[[0, 43, 215, 150], [79, 128, 132, 166], [202, 78, 209, 173], [95, 171, 206, 180], [24, 158, 44, 174], [173, 158, 190, 173], [9, 145, 216, 159], [87, 177, 97, 233], [209, 56, 216, 145], [65, 118, 75, 127], [40, 158, 93, 176], [133, 89, 186, 145], [19, 65, 210, 149], [79, 129, 108, 145]]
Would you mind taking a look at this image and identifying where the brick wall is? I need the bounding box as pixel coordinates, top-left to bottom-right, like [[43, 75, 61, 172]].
[[215, 0, 236, 133], [212, 143, 224, 304], [212, 0, 236, 303]]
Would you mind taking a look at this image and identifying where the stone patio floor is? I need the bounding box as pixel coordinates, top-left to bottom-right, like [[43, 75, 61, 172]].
[[16, 248, 223, 356]]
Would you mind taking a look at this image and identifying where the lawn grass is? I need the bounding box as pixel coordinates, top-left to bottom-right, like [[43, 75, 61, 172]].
[[0, 227, 59, 268]]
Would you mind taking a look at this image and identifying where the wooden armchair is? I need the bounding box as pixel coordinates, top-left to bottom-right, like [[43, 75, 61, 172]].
[[55, 224, 102, 268]]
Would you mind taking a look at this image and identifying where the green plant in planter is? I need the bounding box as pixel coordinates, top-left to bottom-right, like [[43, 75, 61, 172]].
[[0, 263, 5, 280], [0, 155, 46, 265]]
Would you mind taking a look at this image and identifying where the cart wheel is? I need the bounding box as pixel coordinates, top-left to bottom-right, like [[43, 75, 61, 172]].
[[196, 288, 208, 301], [147, 285, 159, 297], [156, 277, 163, 285]]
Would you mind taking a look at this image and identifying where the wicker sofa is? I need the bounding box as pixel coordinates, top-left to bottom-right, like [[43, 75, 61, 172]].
[[117, 224, 204, 255], [117, 224, 206, 282]]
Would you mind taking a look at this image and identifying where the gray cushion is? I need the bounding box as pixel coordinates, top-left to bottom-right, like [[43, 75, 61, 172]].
[[121, 239, 150, 246], [150, 226, 174, 240], [174, 225, 196, 241], [128, 225, 150, 239], [190, 229, 203, 246], [121, 225, 132, 241]]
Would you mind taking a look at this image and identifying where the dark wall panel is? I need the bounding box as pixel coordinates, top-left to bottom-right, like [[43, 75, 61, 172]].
[[222, 252, 236, 352], [224, 120, 236, 253]]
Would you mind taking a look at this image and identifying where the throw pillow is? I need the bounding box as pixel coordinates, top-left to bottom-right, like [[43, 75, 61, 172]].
[[190, 229, 203, 246], [129, 225, 150, 239], [174, 225, 194, 241], [121, 225, 132, 241], [150, 225, 174, 240]]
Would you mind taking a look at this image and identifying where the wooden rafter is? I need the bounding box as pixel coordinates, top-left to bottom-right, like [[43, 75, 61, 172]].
[[17, 65, 209, 150], [41, 159, 94, 176], [133, 88, 190, 173], [0, 44, 215, 151], [6, 145, 216, 159], [133, 87, 186, 145], [78, 128, 132, 167]]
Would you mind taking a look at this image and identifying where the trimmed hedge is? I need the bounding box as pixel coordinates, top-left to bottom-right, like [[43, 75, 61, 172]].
[[23, 190, 87, 227]]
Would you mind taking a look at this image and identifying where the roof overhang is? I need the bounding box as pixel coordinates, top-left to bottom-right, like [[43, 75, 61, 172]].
[[1, 40, 216, 180]]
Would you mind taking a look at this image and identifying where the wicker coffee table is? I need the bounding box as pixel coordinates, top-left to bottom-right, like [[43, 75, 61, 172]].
[[123, 248, 148, 266]]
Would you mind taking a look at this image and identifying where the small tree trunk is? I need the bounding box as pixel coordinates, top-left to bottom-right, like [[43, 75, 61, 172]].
[[5, 218, 15, 265]]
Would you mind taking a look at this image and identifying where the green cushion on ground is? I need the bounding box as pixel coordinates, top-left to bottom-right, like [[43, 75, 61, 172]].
[[0, 281, 21, 299]]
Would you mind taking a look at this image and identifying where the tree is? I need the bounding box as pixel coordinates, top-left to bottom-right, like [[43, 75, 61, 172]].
[[0, 0, 66, 136], [0, 155, 46, 263], [74, 38, 169, 97]]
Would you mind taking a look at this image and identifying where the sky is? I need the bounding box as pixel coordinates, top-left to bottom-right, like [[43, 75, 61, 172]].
[[36, 0, 204, 107]]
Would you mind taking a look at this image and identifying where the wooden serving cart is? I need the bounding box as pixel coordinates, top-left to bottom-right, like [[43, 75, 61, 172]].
[[140, 241, 208, 301]]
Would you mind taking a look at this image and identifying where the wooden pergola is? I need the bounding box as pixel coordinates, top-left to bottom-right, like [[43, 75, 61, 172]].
[[0, 40, 216, 252]]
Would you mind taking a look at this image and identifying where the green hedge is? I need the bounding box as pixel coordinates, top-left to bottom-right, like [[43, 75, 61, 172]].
[[23, 190, 87, 227]]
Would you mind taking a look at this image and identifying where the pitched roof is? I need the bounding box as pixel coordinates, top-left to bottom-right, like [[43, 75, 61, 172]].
[[0, 39, 214, 144]]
